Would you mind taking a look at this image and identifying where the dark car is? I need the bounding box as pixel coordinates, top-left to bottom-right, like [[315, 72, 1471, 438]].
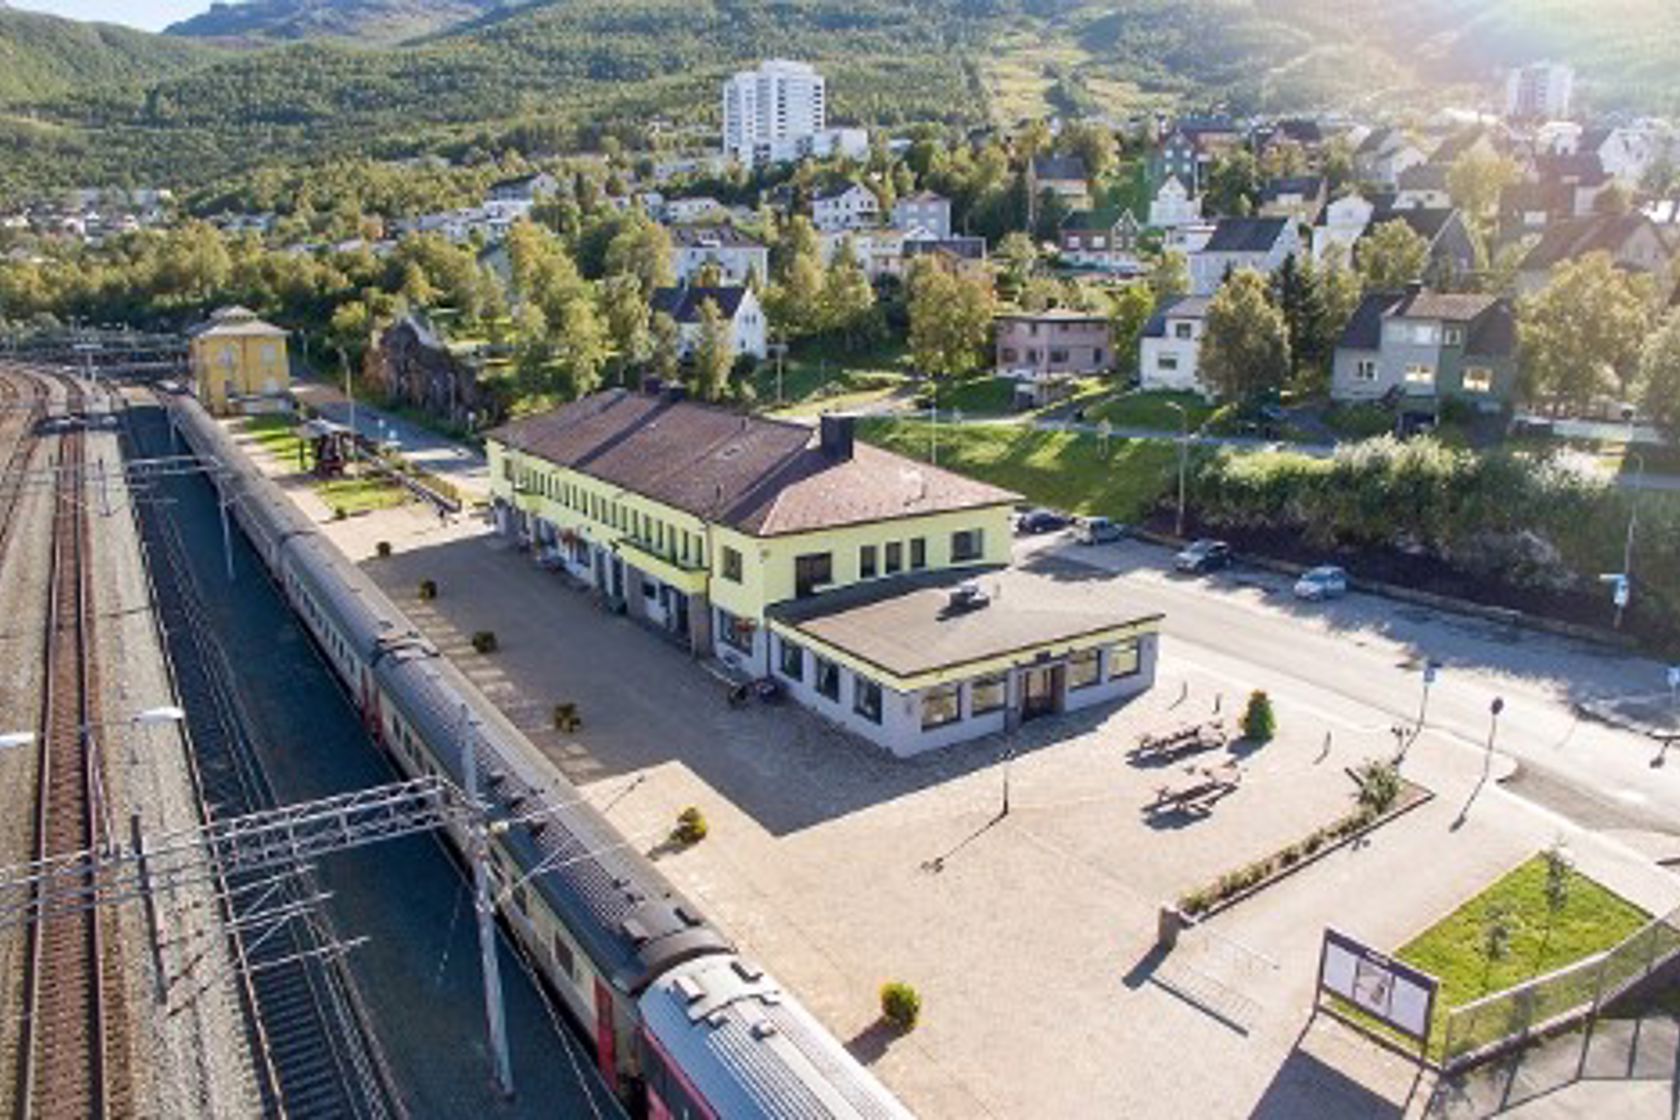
[[1174, 539, 1232, 573], [1015, 508, 1070, 535]]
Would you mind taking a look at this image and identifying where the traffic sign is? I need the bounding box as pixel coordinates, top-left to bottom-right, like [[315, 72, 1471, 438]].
[[1423, 660, 1441, 685]]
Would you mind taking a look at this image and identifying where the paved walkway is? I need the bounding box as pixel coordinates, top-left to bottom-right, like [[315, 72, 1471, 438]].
[[291, 378, 491, 502]]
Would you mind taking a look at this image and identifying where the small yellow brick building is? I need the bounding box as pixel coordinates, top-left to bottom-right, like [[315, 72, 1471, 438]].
[[189, 306, 290, 415]]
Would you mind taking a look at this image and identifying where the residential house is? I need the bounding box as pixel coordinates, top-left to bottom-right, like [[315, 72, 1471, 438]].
[[1251, 119, 1325, 163], [1578, 126, 1662, 186], [1138, 296, 1213, 397], [1257, 176, 1327, 224], [1354, 127, 1428, 188], [892, 192, 952, 239], [812, 183, 880, 232], [188, 306, 290, 416], [1428, 128, 1503, 170], [1531, 152, 1615, 217], [664, 196, 727, 223], [820, 228, 908, 280], [671, 224, 769, 286], [1029, 155, 1092, 212], [1332, 286, 1518, 412], [1355, 205, 1478, 287], [994, 310, 1111, 404], [648, 286, 768, 361], [1058, 209, 1141, 269], [1148, 176, 1202, 229], [484, 173, 560, 221], [1395, 164, 1452, 210], [1515, 213, 1676, 295], [364, 314, 499, 429], [901, 236, 991, 283], [1189, 217, 1301, 295], [1151, 131, 1211, 196], [489, 393, 1161, 755]]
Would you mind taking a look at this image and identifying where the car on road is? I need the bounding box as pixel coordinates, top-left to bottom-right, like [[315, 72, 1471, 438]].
[[1015, 507, 1070, 535], [1293, 565, 1349, 600], [1174, 539, 1231, 573], [1075, 516, 1126, 545]]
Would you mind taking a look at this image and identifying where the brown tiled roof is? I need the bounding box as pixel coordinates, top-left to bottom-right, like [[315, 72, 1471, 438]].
[[490, 391, 1019, 537], [1390, 291, 1500, 322]]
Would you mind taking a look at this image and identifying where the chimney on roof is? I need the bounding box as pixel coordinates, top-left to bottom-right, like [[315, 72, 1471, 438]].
[[819, 414, 855, 462]]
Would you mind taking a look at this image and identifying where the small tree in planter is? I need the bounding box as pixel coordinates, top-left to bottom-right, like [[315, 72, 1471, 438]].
[[553, 702, 581, 732], [376, 541, 393, 559], [471, 630, 498, 654], [418, 579, 438, 601], [1355, 760, 1401, 815], [673, 807, 708, 846], [879, 981, 921, 1031], [1241, 690, 1276, 743]]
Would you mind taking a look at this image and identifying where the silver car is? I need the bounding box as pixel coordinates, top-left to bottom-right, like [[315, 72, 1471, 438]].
[[1293, 565, 1348, 600]]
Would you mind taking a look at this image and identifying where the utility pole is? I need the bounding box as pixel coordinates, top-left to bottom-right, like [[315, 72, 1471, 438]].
[[1167, 400, 1189, 538], [1485, 697, 1505, 769], [458, 704, 514, 1099], [1614, 452, 1644, 629], [340, 347, 357, 477], [1416, 659, 1441, 737]]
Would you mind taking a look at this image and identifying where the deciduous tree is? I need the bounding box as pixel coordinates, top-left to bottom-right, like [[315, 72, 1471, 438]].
[[1638, 308, 1680, 441], [1199, 268, 1291, 400], [1519, 252, 1655, 407], [690, 298, 734, 401], [1356, 219, 1430, 291], [906, 258, 994, 380]]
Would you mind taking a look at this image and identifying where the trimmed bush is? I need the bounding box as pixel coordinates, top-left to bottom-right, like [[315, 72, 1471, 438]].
[[418, 579, 438, 601], [375, 540, 393, 559], [471, 630, 498, 654], [1355, 760, 1401, 814], [674, 806, 708, 845], [879, 981, 922, 1031], [553, 702, 581, 732], [1241, 690, 1276, 743]]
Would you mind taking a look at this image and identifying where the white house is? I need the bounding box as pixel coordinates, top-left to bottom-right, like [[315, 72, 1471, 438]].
[[671, 225, 769, 286], [1147, 176, 1202, 229], [892, 192, 952, 239], [1394, 164, 1452, 211], [649, 286, 768, 361], [1312, 193, 1376, 268], [1189, 217, 1300, 295], [664, 196, 726, 223], [1354, 127, 1428, 188], [812, 183, 880, 232], [1137, 295, 1213, 397]]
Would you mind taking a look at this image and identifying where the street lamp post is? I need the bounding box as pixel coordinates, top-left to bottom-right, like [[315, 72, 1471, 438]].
[[1166, 400, 1189, 538], [1484, 697, 1505, 768], [1614, 451, 1645, 630]]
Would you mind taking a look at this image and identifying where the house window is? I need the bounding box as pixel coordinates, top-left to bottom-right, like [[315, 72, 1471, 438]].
[[910, 538, 927, 570], [859, 544, 878, 579], [970, 674, 1007, 715], [1404, 363, 1436, 387], [779, 637, 804, 681], [1049, 349, 1069, 364], [951, 530, 983, 563], [1174, 322, 1194, 340], [1443, 326, 1464, 346], [853, 677, 883, 724], [1354, 359, 1378, 382], [1069, 648, 1102, 690], [884, 541, 903, 574], [721, 546, 743, 583], [794, 553, 833, 598], [718, 607, 753, 654], [1108, 640, 1141, 679], [1002, 348, 1018, 363], [1457, 365, 1495, 394], [1157, 355, 1179, 371], [815, 657, 841, 702], [921, 686, 961, 730]]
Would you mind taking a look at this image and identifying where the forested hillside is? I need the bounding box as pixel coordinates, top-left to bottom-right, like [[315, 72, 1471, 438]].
[[0, 8, 218, 104], [167, 0, 517, 45]]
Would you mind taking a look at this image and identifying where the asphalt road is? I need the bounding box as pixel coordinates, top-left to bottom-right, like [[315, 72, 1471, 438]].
[[1018, 532, 1680, 847]]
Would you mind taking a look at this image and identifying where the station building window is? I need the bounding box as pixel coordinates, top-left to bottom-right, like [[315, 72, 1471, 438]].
[[951, 529, 983, 563], [815, 657, 841, 702], [884, 541, 903, 574], [922, 685, 961, 730], [718, 607, 753, 654], [1069, 648, 1101, 690], [910, 538, 927, 570], [853, 677, 883, 724], [970, 674, 1007, 715], [1108, 639, 1141, 678], [859, 544, 878, 579], [779, 637, 805, 682]]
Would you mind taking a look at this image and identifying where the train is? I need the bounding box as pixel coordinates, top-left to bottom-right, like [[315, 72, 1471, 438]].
[[161, 388, 914, 1120]]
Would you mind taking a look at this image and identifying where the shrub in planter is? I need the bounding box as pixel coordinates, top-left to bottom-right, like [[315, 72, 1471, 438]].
[[1241, 690, 1276, 743], [471, 630, 499, 654], [880, 981, 922, 1031], [674, 806, 708, 845], [552, 702, 581, 732], [375, 540, 393, 559], [1180, 889, 1211, 916], [333, 505, 348, 521], [1355, 760, 1401, 815], [418, 579, 438, 601]]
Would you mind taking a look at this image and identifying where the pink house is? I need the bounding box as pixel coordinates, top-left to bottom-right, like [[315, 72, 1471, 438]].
[[993, 310, 1112, 406]]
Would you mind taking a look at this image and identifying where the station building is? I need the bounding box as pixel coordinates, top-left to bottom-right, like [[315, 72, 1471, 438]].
[[188, 305, 291, 415], [487, 385, 1161, 755]]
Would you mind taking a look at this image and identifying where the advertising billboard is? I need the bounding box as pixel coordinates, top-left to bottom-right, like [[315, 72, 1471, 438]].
[[1317, 927, 1439, 1045]]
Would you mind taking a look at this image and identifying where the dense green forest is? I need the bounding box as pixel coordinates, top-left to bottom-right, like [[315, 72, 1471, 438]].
[[0, 0, 1675, 199]]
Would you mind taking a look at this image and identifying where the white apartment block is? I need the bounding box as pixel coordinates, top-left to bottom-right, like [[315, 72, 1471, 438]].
[[723, 60, 827, 166], [1505, 62, 1574, 121]]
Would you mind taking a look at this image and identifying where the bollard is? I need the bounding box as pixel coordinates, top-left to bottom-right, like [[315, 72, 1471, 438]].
[[1157, 904, 1184, 951]]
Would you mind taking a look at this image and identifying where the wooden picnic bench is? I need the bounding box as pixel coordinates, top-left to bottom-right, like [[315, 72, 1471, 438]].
[[1148, 762, 1243, 814], [1131, 719, 1229, 763]]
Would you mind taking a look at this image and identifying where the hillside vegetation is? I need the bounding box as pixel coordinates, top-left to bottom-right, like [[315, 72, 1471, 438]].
[[0, 9, 219, 104], [167, 0, 519, 45]]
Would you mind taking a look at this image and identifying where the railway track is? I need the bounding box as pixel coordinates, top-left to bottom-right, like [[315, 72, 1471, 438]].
[[0, 367, 48, 570], [17, 377, 129, 1120]]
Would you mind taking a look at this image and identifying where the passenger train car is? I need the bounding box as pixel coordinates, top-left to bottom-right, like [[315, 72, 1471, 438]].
[[163, 391, 913, 1120]]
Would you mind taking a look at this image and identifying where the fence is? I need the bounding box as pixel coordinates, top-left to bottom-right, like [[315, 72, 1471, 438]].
[[1440, 904, 1680, 1072]]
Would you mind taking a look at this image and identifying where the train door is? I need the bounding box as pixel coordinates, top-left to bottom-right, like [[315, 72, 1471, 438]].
[[594, 978, 620, 1092]]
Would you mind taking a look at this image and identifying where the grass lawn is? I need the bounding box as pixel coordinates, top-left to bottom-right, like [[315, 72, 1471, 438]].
[[1087, 390, 1215, 432], [1387, 854, 1650, 1053], [242, 414, 307, 464], [859, 419, 1176, 523], [936, 376, 1018, 416], [753, 338, 913, 417], [318, 474, 412, 516]]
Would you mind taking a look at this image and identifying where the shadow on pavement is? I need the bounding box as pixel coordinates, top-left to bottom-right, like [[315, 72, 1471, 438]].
[[1249, 1036, 1409, 1120]]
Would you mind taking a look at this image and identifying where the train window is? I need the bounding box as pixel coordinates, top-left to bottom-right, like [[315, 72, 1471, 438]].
[[513, 885, 529, 916], [552, 934, 575, 980]]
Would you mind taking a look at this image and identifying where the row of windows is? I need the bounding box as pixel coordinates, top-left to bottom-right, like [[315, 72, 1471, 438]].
[[1354, 361, 1495, 393], [792, 531, 977, 598], [777, 637, 883, 724], [504, 458, 706, 570]]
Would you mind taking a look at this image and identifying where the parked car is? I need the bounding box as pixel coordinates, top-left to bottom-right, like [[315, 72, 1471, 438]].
[[1075, 516, 1125, 545], [1174, 539, 1231, 573], [1015, 507, 1070, 535], [1293, 565, 1348, 600]]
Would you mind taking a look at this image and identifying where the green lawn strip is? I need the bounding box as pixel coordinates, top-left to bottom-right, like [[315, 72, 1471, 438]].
[[859, 419, 1175, 523], [936, 375, 1018, 416], [317, 473, 411, 515], [240, 414, 306, 462], [1087, 390, 1215, 432], [750, 338, 912, 408], [1333, 854, 1650, 1060]]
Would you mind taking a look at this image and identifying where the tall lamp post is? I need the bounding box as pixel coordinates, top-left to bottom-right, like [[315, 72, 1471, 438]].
[[1614, 451, 1645, 630], [1166, 400, 1190, 538], [1484, 697, 1505, 768]]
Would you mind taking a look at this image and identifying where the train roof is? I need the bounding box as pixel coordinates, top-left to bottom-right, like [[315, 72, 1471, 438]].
[[640, 956, 915, 1120]]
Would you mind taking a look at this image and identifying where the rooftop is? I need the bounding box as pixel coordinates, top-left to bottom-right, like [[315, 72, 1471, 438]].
[[1202, 216, 1291, 253], [773, 566, 1161, 684], [670, 224, 765, 249], [650, 285, 751, 322], [491, 392, 1019, 538]]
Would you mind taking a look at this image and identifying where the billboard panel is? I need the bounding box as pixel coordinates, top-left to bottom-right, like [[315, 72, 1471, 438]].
[[1318, 928, 1438, 1042]]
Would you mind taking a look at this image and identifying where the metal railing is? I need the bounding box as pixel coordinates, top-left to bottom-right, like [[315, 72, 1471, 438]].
[[1440, 904, 1680, 1072]]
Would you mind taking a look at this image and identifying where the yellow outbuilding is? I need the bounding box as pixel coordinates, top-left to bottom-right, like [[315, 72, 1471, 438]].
[[189, 306, 290, 415]]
